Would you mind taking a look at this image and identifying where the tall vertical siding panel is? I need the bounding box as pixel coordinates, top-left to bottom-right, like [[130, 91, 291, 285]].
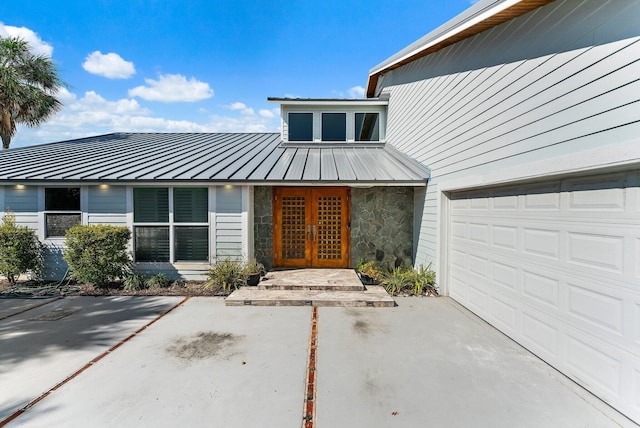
[[382, 0, 640, 270], [87, 186, 127, 226], [215, 187, 243, 260]]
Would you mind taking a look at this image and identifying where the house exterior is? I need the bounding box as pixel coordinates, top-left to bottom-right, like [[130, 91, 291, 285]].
[[0, 0, 639, 422], [0, 120, 429, 280]]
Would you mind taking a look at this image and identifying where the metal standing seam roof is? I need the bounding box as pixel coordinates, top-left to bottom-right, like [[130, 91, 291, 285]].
[[0, 133, 430, 185]]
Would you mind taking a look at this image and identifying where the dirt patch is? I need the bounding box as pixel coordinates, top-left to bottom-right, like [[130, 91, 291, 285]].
[[347, 309, 390, 338], [167, 331, 242, 361], [353, 319, 371, 337]]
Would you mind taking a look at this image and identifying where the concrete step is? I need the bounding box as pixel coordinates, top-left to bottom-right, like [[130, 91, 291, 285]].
[[225, 286, 395, 307], [258, 268, 365, 292], [257, 283, 364, 291]]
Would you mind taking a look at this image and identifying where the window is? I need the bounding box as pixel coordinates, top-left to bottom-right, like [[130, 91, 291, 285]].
[[133, 188, 209, 262], [355, 113, 380, 141], [288, 113, 313, 141], [45, 188, 81, 237], [322, 113, 346, 141], [173, 188, 209, 261]]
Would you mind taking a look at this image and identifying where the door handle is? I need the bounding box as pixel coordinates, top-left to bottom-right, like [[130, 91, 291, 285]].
[[307, 224, 311, 242], [312, 224, 316, 242]]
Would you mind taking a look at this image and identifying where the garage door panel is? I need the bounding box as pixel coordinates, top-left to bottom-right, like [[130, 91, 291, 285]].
[[567, 283, 624, 336], [468, 254, 489, 278], [492, 187, 519, 209], [522, 270, 560, 309], [565, 173, 628, 212], [491, 261, 518, 290], [451, 221, 467, 239], [450, 248, 467, 269], [521, 310, 560, 359], [449, 272, 467, 302], [524, 184, 561, 210], [567, 231, 624, 274], [448, 170, 640, 421], [465, 282, 490, 315], [565, 334, 622, 399], [523, 227, 561, 260], [489, 294, 518, 334], [492, 225, 518, 250], [468, 222, 489, 244]]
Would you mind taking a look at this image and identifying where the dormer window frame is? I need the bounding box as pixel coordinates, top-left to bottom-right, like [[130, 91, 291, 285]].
[[269, 98, 388, 145]]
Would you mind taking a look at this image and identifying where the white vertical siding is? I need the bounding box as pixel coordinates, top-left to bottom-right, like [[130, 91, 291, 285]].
[[215, 186, 243, 260], [243, 186, 253, 261], [382, 0, 640, 270]]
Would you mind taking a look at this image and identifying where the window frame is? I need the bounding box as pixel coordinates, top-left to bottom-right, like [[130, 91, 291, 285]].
[[284, 108, 385, 143], [287, 112, 314, 142], [132, 187, 210, 263], [321, 112, 347, 142], [43, 187, 82, 239], [355, 112, 380, 142]]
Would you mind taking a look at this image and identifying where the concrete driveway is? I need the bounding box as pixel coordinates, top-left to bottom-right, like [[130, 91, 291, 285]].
[[0, 296, 634, 427]]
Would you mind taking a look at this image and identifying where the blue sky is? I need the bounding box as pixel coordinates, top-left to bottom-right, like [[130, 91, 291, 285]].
[[1, 1, 475, 148]]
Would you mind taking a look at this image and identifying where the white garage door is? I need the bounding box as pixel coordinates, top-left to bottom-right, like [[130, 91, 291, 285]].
[[448, 170, 640, 422]]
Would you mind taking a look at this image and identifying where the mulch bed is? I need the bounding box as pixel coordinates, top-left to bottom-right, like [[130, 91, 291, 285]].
[[0, 279, 229, 297]]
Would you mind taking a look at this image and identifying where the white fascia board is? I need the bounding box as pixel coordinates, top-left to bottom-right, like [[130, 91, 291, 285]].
[[268, 99, 388, 106], [368, 0, 522, 77]]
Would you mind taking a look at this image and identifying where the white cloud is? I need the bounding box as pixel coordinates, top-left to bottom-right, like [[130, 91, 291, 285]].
[[225, 101, 255, 116], [0, 23, 53, 57], [82, 51, 135, 79], [55, 87, 78, 104], [129, 74, 213, 102], [347, 85, 365, 98], [70, 91, 149, 115], [259, 109, 275, 118]]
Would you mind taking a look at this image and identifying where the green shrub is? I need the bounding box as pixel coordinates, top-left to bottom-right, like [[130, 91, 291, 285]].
[[244, 259, 265, 275], [63, 224, 131, 286], [356, 259, 382, 284], [382, 267, 407, 296], [123, 274, 148, 291], [0, 212, 43, 283], [410, 264, 437, 295], [147, 273, 170, 289], [381, 264, 437, 296], [205, 259, 246, 291]]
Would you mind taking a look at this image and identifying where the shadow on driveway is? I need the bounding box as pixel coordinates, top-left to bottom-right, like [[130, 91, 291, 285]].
[[0, 296, 183, 421]]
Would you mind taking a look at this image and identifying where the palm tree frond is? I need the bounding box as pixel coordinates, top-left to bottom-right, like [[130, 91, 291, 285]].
[[0, 35, 66, 149]]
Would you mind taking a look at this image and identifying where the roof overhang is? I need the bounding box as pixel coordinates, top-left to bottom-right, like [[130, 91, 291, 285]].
[[366, 0, 556, 97], [268, 97, 388, 106]]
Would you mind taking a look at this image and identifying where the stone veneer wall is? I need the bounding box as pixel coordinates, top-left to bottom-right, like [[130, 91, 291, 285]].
[[350, 187, 414, 269], [253, 186, 273, 270]]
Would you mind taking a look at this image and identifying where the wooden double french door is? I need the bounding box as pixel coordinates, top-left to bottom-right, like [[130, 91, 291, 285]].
[[273, 187, 350, 268]]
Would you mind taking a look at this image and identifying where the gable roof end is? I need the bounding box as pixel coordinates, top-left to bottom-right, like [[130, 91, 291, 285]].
[[366, 0, 556, 97]]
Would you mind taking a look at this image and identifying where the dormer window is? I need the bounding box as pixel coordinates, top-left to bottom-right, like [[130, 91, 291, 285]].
[[322, 113, 346, 141], [272, 97, 387, 144], [288, 113, 313, 141], [355, 113, 379, 141]]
